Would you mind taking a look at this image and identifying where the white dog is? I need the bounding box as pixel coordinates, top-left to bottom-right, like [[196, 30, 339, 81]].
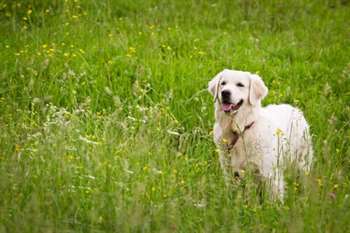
[[208, 69, 313, 199]]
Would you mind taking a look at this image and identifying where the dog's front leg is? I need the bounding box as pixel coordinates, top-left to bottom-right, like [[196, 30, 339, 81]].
[[271, 170, 285, 201], [214, 123, 236, 184], [218, 151, 232, 185]]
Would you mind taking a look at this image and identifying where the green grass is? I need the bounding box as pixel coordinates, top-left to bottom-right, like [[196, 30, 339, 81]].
[[0, 0, 350, 232]]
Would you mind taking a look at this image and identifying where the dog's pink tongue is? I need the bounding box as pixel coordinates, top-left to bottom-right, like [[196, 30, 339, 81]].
[[222, 103, 232, 112]]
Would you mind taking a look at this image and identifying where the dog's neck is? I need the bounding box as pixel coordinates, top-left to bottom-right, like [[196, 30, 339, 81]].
[[215, 103, 260, 133]]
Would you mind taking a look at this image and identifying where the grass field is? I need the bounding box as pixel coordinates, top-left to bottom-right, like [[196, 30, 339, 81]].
[[1, 0, 350, 232]]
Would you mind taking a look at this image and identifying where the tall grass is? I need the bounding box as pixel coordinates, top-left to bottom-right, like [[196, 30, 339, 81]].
[[0, 0, 349, 232]]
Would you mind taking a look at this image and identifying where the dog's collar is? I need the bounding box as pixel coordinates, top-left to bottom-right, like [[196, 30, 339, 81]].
[[229, 121, 255, 149]]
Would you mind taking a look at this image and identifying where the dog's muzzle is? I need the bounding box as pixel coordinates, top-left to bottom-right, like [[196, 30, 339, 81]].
[[221, 99, 243, 113]]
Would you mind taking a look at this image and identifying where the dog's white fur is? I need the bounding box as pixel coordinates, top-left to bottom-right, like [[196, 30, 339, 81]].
[[208, 69, 313, 199]]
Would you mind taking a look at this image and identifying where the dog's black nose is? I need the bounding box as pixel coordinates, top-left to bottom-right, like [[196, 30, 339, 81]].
[[221, 90, 231, 102]]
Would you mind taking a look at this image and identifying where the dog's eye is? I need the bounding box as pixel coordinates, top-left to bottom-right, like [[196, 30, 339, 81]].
[[236, 82, 244, 87], [221, 81, 226, 86]]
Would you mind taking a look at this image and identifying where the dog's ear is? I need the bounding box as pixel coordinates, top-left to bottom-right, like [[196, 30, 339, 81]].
[[208, 71, 224, 97], [208, 72, 220, 96], [249, 74, 268, 106]]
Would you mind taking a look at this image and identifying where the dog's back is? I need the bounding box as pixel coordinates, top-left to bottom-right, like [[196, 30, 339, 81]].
[[262, 104, 313, 171]]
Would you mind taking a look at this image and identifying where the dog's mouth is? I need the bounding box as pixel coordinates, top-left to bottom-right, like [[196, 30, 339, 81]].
[[222, 99, 243, 113]]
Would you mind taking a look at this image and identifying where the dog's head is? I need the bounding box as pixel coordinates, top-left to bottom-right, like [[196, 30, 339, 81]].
[[208, 69, 268, 113]]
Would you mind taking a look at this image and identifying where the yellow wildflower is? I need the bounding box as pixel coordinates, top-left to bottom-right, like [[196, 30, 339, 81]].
[[222, 138, 229, 144], [15, 144, 21, 152], [126, 46, 136, 57], [275, 128, 283, 137]]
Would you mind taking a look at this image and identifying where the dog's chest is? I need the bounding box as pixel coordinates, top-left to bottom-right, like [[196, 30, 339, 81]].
[[228, 135, 263, 171]]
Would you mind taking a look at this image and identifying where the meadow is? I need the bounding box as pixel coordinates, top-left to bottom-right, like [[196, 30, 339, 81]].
[[0, 0, 349, 232]]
